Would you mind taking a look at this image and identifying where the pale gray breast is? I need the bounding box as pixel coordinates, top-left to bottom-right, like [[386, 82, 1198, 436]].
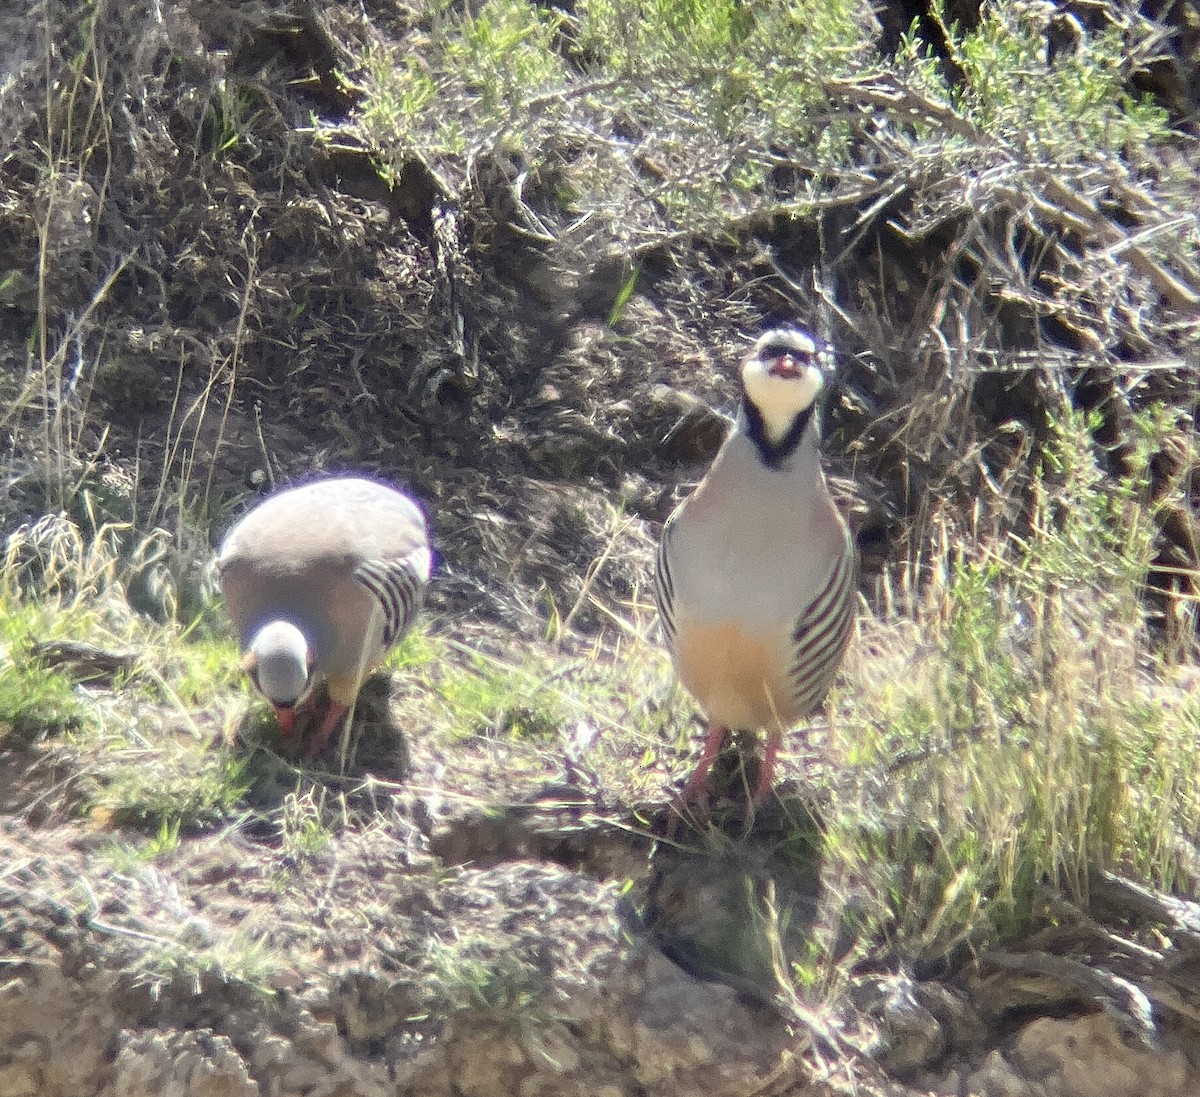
[[654, 435, 857, 719], [656, 437, 843, 626]]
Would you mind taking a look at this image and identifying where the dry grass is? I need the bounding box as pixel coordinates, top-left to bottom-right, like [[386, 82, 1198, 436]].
[[816, 409, 1200, 967], [353, 0, 1200, 610]]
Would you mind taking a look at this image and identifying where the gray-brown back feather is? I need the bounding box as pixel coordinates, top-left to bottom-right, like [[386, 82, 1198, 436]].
[[217, 478, 431, 678]]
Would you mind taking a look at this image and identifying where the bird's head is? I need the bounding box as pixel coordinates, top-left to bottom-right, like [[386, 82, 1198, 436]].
[[243, 620, 317, 734], [740, 328, 831, 445]]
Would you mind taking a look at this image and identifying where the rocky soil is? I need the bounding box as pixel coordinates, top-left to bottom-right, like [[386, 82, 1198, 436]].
[[7, 768, 1200, 1096]]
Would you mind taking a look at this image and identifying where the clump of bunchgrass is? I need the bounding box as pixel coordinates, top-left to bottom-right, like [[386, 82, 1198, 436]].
[[276, 787, 337, 861], [99, 817, 184, 873], [136, 931, 282, 1001], [823, 406, 1200, 964], [0, 514, 140, 747], [0, 604, 89, 746], [76, 719, 251, 831], [421, 931, 541, 1022], [0, 512, 251, 828]]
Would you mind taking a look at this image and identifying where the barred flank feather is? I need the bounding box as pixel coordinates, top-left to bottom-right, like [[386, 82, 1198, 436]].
[[654, 516, 678, 643], [355, 555, 426, 648], [788, 531, 856, 716]]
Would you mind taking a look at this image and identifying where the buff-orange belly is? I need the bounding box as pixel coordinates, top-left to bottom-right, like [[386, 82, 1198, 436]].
[[673, 616, 797, 730]]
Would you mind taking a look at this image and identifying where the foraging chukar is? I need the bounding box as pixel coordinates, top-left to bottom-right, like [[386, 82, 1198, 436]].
[[654, 328, 857, 805], [217, 476, 432, 755]]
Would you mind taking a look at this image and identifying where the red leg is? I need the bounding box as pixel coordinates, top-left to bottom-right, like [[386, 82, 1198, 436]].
[[304, 699, 350, 758], [680, 721, 729, 801], [667, 722, 729, 834]]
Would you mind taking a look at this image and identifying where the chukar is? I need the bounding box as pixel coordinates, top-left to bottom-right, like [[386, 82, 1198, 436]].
[[654, 328, 857, 805], [217, 476, 432, 755]]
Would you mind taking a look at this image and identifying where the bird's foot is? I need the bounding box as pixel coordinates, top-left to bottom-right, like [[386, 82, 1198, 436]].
[[666, 726, 782, 837], [303, 700, 351, 759], [664, 721, 730, 838]]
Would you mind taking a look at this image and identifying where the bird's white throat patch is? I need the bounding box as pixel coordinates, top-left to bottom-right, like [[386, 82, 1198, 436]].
[[741, 351, 825, 444]]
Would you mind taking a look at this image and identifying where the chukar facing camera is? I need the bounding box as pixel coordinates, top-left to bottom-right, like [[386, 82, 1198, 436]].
[[655, 328, 857, 808]]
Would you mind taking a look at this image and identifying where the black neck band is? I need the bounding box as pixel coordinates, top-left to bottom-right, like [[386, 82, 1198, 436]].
[[741, 397, 815, 469]]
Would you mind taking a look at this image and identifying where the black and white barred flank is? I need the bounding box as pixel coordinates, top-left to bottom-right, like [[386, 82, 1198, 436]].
[[787, 532, 857, 716], [655, 520, 855, 717], [653, 515, 679, 644], [354, 555, 427, 647]]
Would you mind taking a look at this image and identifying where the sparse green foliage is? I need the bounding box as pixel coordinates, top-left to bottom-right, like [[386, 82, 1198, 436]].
[[362, 1, 567, 159], [423, 932, 540, 1020], [435, 652, 567, 741], [384, 623, 444, 675], [139, 931, 281, 1000], [826, 406, 1200, 962], [359, 0, 1176, 253], [896, 0, 1173, 159], [278, 789, 335, 859], [0, 518, 127, 745], [203, 80, 264, 161], [951, 5, 1169, 157], [169, 629, 245, 706], [359, 0, 871, 232], [0, 514, 251, 827], [100, 817, 183, 872], [77, 726, 251, 829], [0, 629, 86, 745], [578, 0, 864, 141]]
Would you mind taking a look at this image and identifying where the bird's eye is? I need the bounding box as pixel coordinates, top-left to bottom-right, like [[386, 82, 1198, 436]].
[[762, 342, 813, 363]]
